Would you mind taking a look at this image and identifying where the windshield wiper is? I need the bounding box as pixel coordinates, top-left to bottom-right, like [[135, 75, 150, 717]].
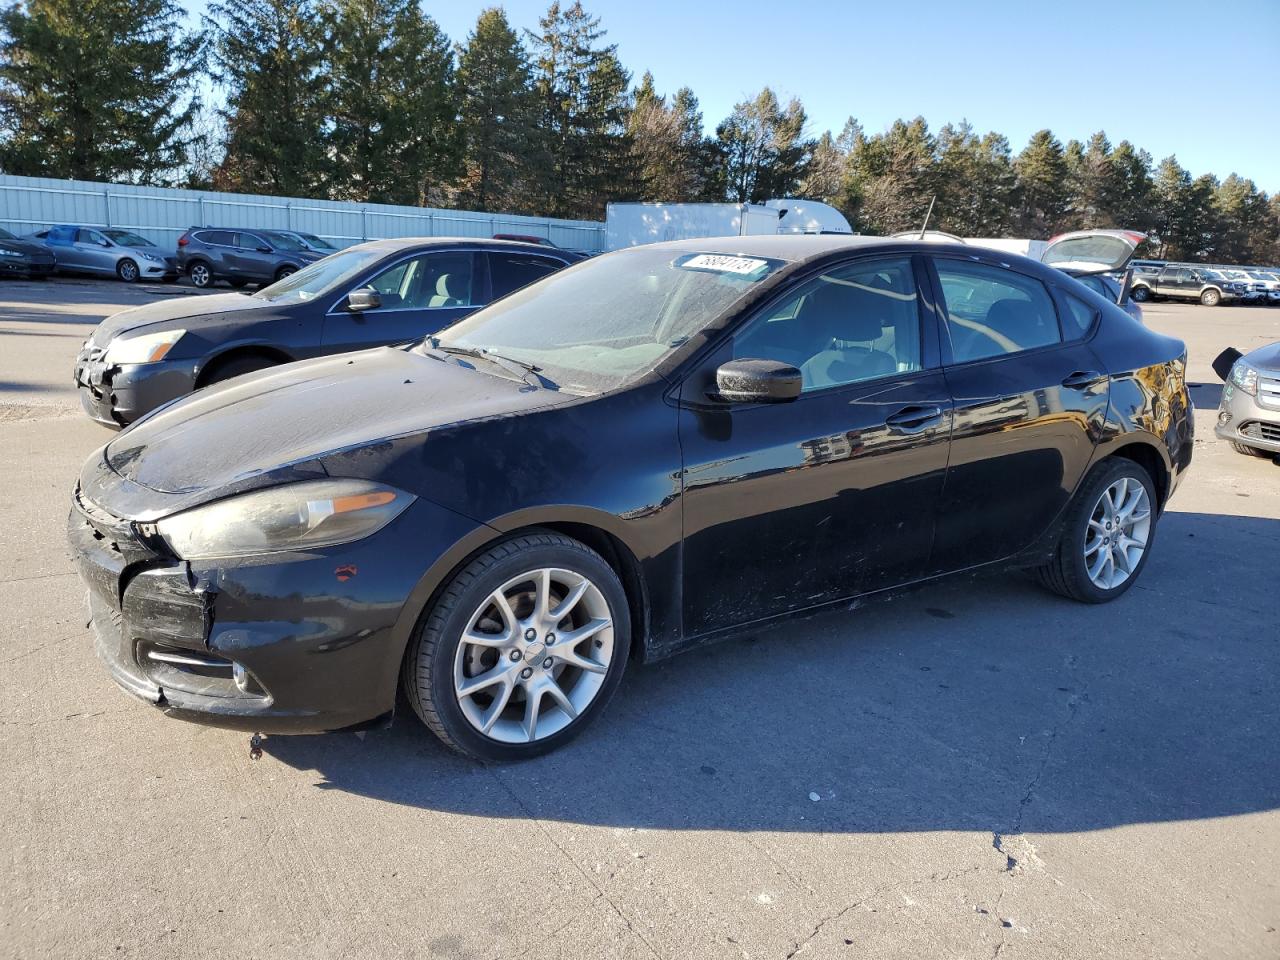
[[427, 340, 558, 389]]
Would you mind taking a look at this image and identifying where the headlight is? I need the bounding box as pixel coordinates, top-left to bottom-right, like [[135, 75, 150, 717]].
[[103, 328, 185, 364], [139, 252, 162, 262], [148, 479, 415, 560], [1231, 361, 1259, 396]]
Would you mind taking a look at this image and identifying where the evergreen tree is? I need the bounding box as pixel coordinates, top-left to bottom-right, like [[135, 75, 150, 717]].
[[714, 88, 809, 202], [847, 117, 936, 234], [455, 7, 536, 212], [626, 72, 707, 201], [207, 0, 327, 196], [0, 0, 202, 182], [526, 1, 634, 218], [1213, 175, 1273, 264], [1151, 156, 1221, 260], [322, 0, 460, 205], [1014, 130, 1070, 236], [1064, 131, 1116, 228], [934, 122, 1017, 236], [1107, 140, 1155, 230]]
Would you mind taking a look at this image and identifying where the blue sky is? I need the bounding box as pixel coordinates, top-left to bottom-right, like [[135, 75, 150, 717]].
[[185, 0, 1280, 192]]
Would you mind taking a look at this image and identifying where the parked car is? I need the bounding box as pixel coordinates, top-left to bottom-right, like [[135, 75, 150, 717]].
[[1216, 268, 1267, 303], [73, 238, 574, 426], [1245, 269, 1280, 303], [1128, 264, 1246, 306], [29, 225, 176, 282], [69, 235, 1193, 760], [1214, 343, 1280, 457], [281, 230, 341, 254], [0, 226, 56, 278], [175, 227, 325, 288], [1068, 271, 1144, 323]]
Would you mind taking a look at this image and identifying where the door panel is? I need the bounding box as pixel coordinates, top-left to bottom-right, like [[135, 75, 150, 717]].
[[928, 257, 1107, 573], [678, 255, 952, 637], [321, 251, 479, 352]]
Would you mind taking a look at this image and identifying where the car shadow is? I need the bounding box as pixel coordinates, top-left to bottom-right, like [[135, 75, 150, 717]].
[[1187, 381, 1223, 410], [263, 511, 1280, 838]]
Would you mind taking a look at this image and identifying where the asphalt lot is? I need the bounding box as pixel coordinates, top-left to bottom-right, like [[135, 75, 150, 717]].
[[1, 279, 1278, 960]]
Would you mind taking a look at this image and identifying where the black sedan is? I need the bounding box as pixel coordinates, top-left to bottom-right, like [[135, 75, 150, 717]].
[[0, 226, 56, 278], [72, 238, 576, 427], [69, 236, 1193, 760]]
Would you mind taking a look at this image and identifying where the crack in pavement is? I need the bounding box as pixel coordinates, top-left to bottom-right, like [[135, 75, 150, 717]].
[[488, 767, 666, 960]]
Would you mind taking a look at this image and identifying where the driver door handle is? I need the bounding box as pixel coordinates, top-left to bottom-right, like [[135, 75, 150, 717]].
[[885, 404, 943, 433]]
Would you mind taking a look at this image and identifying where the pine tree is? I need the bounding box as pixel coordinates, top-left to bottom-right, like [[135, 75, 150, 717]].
[[714, 88, 810, 203], [626, 72, 708, 201], [526, 1, 634, 218], [1151, 157, 1221, 260], [846, 117, 936, 234], [934, 122, 1017, 236], [1014, 130, 1070, 236], [455, 7, 538, 213], [1107, 140, 1154, 231], [322, 0, 460, 205], [207, 0, 327, 196], [0, 0, 202, 182], [1213, 175, 1273, 263]]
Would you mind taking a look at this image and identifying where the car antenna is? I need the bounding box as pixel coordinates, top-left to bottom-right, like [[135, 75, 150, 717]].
[[917, 196, 936, 240]]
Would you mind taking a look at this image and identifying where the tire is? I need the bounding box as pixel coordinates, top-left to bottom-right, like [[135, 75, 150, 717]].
[[274, 265, 297, 282], [116, 258, 139, 283], [1200, 288, 1221, 306], [1035, 458, 1158, 604], [200, 354, 277, 386], [1230, 441, 1269, 458], [402, 531, 631, 761], [187, 260, 214, 288], [1129, 285, 1150, 303]]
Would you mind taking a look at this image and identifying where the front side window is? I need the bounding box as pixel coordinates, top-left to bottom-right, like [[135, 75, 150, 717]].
[[935, 259, 1061, 363], [489, 253, 563, 300], [733, 257, 922, 392], [362, 252, 475, 310]]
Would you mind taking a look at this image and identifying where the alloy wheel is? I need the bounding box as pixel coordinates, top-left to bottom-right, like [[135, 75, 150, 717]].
[[1083, 476, 1152, 590], [118, 260, 138, 282], [190, 263, 211, 287], [453, 567, 614, 744]]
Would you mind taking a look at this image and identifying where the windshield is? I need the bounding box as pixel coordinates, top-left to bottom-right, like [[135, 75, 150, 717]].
[[298, 232, 338, 250], [252, 246, 382, 303], [261, 230, 308, 252], [423, 247, 785, 394], [103, 229, 154, 247]]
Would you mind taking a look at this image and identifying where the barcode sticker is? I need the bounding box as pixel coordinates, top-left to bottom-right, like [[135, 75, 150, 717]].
[[679, 254, 770, 275]]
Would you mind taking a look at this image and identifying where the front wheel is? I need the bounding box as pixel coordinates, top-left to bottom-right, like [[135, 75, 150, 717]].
[[1129, 285, 1151, 303], [403, 532, 631, 761], [116, 258, 139, 283], [1035, 459, 1158, 603], [1200, 288, 1221, 306], [274, 265, 297, 282]]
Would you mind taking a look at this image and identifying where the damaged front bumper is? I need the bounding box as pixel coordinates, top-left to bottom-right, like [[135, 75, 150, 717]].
[[67, 487, 409, 733], [73, 344, 198, 427]]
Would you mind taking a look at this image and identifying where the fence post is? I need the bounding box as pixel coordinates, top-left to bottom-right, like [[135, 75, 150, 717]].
[[197, 196, 205, 225], [103, 190, 111, 227], [285, 202, 292, 230], [361, 209, 367, 241]]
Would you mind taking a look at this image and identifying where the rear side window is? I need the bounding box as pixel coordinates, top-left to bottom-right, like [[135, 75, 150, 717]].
[[197, 230, 234, 246], [488, 253, 563, 300], [1062, 294, 1099, 338], [934, 259, 1061, 363]]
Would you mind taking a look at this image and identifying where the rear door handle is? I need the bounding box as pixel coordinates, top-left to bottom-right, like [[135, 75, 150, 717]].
[[885, 404, 943, 433], [1061, 370, 1105, 389]]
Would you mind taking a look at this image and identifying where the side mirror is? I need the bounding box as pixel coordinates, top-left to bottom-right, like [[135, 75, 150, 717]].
[[714, 359, 802, 404], [346, 288, 382, 312]]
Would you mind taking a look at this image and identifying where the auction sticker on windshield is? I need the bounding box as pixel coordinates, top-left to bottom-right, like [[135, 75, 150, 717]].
[[678, 254, 772, 276]]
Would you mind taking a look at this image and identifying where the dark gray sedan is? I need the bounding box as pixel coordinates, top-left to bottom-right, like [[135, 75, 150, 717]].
[[74, 237, 575, 426]]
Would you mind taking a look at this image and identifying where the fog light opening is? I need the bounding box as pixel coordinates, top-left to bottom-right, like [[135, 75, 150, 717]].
[[1218, 410, 1232, 427]]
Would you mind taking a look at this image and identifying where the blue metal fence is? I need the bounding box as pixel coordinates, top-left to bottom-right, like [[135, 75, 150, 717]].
[[0, 174, 606, 252]]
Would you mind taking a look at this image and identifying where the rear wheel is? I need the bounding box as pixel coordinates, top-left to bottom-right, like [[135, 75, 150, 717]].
[[116, 259, 139, 283], [1035, 458, 1157, 604], [187, 261, 214, 288], [1200, 288, 1221, 306], [402, 532, 631, 761]]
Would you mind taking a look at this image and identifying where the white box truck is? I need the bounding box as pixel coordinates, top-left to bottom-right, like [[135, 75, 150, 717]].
[[605, 199, 851, 251]]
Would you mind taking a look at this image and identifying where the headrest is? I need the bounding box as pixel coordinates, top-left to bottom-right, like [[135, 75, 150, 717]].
[[798, 281, 884, 342], [436, 273, 459, 298]]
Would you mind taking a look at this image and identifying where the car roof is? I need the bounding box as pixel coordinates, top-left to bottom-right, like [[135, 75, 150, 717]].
[[340, 236, 577, 256]]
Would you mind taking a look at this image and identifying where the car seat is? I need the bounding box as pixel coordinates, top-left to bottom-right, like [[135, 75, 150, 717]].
[[799, 282, 897, 389]]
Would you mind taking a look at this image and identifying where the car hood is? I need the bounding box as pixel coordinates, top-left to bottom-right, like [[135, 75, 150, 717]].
[[1244, 341, 1280, 374], [90, 292, 279, 344], [95, 346, 572, 510]]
